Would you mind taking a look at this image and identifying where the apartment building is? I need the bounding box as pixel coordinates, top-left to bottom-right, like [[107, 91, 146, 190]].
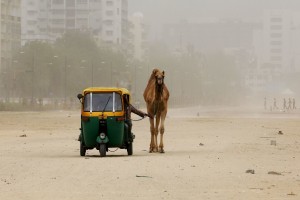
[[263, 10, 292, 74], [21, 0, 51, 43], [21, 0, 128, 46], [0, 0, 21, 71], [128, 12, 147, 61], [250, 10, 300, 92], [102, 0, 128, 45]]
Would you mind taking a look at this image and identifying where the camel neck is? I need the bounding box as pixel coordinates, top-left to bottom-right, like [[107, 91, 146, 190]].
[[155, 84, 163, 100]]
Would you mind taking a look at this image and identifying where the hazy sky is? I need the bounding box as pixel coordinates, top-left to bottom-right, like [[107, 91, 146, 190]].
[[129, 0, 300, 26], [128, 0, 300, 40]]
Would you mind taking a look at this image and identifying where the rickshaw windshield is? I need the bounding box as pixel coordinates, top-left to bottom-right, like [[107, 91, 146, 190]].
[[83, 92, 122, 112]]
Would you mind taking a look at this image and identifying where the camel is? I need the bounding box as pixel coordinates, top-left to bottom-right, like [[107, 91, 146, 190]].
[[143, 68, 169, 153]]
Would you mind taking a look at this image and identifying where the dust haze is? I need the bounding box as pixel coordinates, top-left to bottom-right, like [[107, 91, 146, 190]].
[[1, 0, 300, 112], [1, 2, 300, 199]]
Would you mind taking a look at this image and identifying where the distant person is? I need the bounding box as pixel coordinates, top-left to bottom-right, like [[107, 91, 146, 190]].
[[283, 98, 287, 110], [293, 98, 296, 109], [288, 98, 292, 110], [273, 98, 278, 110], [264, 97, 267, 110]]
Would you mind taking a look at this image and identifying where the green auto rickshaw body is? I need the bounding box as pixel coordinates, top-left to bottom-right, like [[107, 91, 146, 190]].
[[78, 87, 133, 156], [82, 116, 124, 147]]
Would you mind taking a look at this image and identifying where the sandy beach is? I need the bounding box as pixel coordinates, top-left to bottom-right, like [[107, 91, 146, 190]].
[[0, 107, 299, 200]]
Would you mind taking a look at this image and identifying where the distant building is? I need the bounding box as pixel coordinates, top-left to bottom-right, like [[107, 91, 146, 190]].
[[21, 0, 51, 43], [162, 20, 258, 54], [101, 0, 128, 46], [161, 19, 261, 93], [262, 10, 295, 74], [128, 12, 147, 61], [161, 13, 300, 94], [251, 9, 300, 92], [21, 0, 128, 47], [0, 0, 21, 71]]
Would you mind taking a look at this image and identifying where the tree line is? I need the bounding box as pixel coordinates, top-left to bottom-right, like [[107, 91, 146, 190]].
[[1, 31, 245, 110]]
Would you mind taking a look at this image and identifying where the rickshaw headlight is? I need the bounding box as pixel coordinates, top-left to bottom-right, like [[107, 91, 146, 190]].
[[100, 132, 106, 139]]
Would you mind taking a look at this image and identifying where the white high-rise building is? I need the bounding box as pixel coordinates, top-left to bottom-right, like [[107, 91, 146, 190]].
[[262, 10, 292, 75], [21, 0, 128, 46], [259, 10, 300, 74], [0, 0, 21, 71], [129, 12, 146, 61], [102, 0, 128, 45], [291, 12, 300, 73], [250, 9, 300, 92], [21, 0, 51, 44]]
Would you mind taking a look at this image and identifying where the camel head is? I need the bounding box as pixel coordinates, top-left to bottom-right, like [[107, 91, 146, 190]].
[[152, 68, 165, 86]]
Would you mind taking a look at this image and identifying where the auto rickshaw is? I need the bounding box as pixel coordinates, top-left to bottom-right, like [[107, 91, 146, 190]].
[[77, 87, 134, 157]]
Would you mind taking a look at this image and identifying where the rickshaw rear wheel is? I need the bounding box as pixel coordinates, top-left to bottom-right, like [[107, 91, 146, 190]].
[[99, 144, 106, 157], [127, 142, 133, 155], [80, 140, 86, 156]]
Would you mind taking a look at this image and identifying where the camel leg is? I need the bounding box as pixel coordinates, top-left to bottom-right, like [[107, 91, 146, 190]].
[[159, 111, 167, 153], [153, 113, 160, 153], [149, 117, 155, 153]]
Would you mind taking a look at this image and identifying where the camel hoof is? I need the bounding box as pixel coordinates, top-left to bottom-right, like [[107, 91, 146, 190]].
[[153, 148, 159, 153], [159, 148, 165, 153], [149, 147, 154, 153]]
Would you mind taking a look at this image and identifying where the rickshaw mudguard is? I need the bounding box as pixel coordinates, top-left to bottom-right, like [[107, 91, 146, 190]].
[[124, 123, 134, 142]]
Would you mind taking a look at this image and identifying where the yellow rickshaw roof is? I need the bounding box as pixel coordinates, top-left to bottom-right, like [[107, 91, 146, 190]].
[[83, 87, 130, 95]]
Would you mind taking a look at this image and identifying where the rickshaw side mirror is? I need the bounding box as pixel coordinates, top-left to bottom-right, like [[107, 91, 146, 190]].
[[77, 94, 83, 101]]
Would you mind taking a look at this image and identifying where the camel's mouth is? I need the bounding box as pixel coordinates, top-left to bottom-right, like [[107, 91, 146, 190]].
[[156, 77, 163, 85]]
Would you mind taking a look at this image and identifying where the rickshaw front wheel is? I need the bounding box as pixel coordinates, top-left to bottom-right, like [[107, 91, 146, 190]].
[[127, 143, 133, 156], [80, 140, 86, 156], [99, 144, 106, 157]]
